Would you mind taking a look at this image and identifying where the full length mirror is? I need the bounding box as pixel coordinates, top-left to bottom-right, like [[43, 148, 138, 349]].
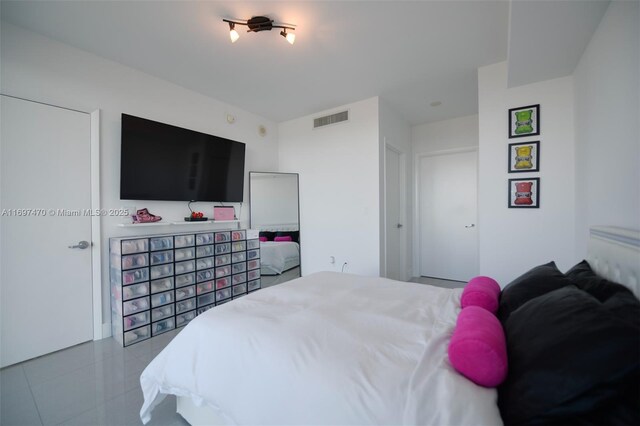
[[249, 172, 300, 287]]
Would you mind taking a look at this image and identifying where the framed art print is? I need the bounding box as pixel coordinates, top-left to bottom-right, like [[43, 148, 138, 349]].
[[508, 104, 540, 138], [508, 141, 540, 173], [508, 177, 540, 208]]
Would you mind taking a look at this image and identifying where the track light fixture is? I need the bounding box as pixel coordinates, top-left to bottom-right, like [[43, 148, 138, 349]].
[[280, 29, 296, 45], [223, 16, 296, 45], [228, 22, 240, 43]]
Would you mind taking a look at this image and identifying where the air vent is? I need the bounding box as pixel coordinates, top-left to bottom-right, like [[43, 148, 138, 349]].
[[313, 110, 349, 129]]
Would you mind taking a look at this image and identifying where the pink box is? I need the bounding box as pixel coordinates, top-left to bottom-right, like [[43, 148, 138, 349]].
[[214, 206, 235, 221]]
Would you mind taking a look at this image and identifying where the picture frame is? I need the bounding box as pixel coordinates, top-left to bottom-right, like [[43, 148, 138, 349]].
[[508, 141, 540, 173], [508, 104, 540, 138], [508, 177, 540, 208]]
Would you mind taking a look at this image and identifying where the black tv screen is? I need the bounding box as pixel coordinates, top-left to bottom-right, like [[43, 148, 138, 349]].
[[120, 114, 245, 202]]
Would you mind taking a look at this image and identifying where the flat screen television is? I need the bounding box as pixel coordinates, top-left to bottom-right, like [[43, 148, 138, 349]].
[[120, 114, 246, 202]]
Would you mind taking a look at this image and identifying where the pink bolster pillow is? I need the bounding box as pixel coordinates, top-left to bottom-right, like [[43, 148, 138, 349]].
[[461, 276, 501, 314], [274, 236, 292, 242], [259, 236, 268, 242], [448, 306, 508, 387]]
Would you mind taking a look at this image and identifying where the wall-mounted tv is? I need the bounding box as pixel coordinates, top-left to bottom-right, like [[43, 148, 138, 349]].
[[120, 114, 246, 202]]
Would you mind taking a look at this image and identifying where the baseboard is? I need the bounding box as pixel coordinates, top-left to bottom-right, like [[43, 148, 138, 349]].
[[100, 322, 112, 340]]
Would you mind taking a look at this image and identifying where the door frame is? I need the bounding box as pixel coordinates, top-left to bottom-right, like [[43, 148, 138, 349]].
[[413, 147, 478, 278], [383, 141, 407, 281], [90, 110, 102, 339]]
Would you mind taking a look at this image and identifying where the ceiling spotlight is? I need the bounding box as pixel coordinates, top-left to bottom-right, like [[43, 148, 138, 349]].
[[223, 16, 296, 45], [280, 29, 296, 45], [228, 22, 240, 43]]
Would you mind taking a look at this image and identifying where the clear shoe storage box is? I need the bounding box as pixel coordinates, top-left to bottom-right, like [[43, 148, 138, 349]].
[[110, 229, 260, 346]]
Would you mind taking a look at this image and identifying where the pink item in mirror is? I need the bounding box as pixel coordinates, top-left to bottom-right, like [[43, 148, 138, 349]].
[[274, 236, 292, 242]]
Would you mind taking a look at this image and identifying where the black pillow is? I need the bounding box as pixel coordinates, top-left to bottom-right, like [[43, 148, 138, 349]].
[[603, 291, 640, 330], [498, 286, 640, 426], [566, 259, 634, 301], [566, 260, 640, 329], [498, 261, 572, 323], [258, 231, 276, 241]]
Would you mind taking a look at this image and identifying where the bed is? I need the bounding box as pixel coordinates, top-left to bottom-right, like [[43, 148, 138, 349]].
[[139, 226, 640, 425], [258, 230, 301, 275], [140, 273, 500, 425], [260, 241, 300, 275]]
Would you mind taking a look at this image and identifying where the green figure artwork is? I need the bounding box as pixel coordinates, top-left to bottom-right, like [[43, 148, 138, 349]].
[[514, 109, 534, 134]]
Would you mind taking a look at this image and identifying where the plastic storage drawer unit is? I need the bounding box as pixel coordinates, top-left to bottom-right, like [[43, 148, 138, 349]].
[[110, 230, 259, 346]]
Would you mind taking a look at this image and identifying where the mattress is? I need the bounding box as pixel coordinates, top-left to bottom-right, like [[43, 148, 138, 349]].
[[259, 241, 300, 275], [260, 258, 299, 276]]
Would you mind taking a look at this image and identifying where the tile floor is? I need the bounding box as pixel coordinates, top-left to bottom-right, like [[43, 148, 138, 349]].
[[0, 274, 462, 426], [1, 329, 186, 426]]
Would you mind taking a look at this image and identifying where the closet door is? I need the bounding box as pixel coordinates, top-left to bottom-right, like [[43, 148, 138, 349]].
[[385, 145, 403, 281], [419, 150, 478, 282], [1, 96, 93, 367]]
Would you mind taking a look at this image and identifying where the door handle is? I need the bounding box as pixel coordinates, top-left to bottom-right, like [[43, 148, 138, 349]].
[[396, 224, 403, 229], [465, 224, 476, 228], [68, 240, 91, 249]]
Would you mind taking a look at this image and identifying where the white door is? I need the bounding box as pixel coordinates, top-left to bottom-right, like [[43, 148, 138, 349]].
[[419, 150, 478, 281], [385, 145, 402, 281], [1, 96, 94, 367]]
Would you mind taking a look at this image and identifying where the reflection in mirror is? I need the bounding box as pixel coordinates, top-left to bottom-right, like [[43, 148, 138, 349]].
[[249, 172, 300, 288]]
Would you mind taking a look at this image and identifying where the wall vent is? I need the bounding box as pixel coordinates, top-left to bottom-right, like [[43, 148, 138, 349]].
[[313, 110, 349, 129]]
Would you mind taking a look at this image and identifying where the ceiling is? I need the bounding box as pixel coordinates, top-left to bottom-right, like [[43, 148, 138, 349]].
[[508, 0, 610, 87], [0, 1, 606, 126]]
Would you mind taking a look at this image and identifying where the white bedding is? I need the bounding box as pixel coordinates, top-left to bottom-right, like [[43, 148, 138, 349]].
[[140, 272, 502, 425], [260, 241, 300, 274]]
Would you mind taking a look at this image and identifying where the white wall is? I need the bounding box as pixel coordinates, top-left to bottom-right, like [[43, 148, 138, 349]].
[[278, 97, 380, 276], [1, 23, 279, 332], [478, 62, 575, 286], [411, 115, 479, 277], [412, 115, 479, 154], [379, 99, 412, 280], [573, 0, 640, 258]]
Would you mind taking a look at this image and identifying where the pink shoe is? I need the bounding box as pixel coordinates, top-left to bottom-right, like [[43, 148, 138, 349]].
[[133, 208, 162, 223]]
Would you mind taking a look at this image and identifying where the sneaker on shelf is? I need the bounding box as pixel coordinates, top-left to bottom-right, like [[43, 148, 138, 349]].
[[133, 208, 162, 223]]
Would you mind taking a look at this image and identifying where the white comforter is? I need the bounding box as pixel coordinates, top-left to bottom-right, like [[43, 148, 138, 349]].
[[140, 272, 502, 425], [260, 241, 300, 274]]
